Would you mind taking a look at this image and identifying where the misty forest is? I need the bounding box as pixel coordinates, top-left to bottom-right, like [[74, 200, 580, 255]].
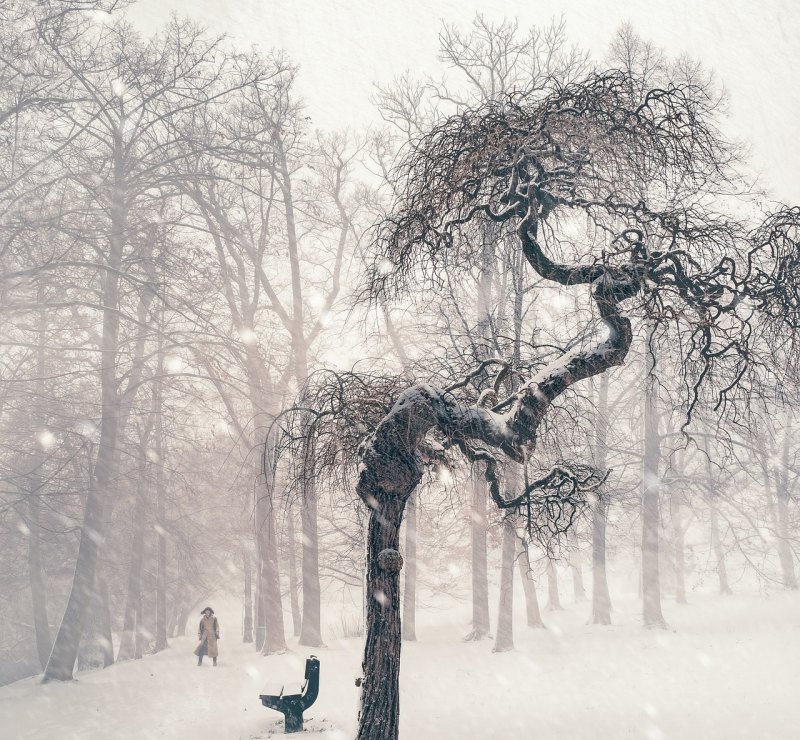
[[1, 2, 800, 739]]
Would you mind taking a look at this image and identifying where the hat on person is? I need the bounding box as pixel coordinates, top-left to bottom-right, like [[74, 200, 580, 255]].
[[200, 606, 214, 615]]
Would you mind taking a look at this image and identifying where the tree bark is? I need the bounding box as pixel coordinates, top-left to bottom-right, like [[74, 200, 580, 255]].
[[402, 489, 418, 641], [356, 497, 406, 740], [493, 519, 516, 652]]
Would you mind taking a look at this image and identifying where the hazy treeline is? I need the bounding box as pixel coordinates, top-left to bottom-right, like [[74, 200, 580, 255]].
[[0, 2, 796, 686]]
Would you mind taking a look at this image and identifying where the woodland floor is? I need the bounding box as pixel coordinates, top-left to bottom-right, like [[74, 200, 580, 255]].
[[1, 589, 799, 739]]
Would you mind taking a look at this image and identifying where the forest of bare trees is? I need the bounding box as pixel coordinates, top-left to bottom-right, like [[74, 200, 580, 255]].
[[1, 5, 799, 740]]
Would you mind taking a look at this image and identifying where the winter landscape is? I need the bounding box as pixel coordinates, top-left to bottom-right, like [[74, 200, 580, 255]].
[[1, 2, 799, 739]]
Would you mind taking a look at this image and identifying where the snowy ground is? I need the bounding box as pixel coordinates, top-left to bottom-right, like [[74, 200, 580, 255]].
[[2, 590, 799, 739]]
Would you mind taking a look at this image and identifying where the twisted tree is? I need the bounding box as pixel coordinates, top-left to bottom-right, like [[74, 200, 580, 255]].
[[317, 68, 800, 740]]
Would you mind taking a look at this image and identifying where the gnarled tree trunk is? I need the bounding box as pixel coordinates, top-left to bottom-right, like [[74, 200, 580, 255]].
[[402, 490, 418, 641], [357, 497, 406, 740], [353, 231, 637, 739]]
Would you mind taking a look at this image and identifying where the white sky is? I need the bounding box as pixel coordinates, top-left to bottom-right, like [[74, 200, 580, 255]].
[[133, 0, 800, 202]]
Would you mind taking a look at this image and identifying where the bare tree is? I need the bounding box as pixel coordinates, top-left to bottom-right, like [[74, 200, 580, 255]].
[[350, 63, 800, 739], [31, 14, 266, 682]]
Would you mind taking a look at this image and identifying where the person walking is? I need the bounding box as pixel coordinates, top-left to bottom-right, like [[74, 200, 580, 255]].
[[194, 607, 220, 666]]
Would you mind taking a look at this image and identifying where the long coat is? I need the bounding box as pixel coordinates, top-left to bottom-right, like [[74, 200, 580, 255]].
[[194, 614, 220, 658]]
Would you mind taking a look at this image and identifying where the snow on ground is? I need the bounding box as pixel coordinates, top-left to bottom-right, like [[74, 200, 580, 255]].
[[2, 590, 799, 739]]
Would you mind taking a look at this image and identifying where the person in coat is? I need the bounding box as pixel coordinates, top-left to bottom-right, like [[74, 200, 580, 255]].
[[194, 606, 220, 666]]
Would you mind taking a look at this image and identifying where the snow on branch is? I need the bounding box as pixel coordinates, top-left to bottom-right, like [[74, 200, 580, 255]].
[[362, 68, 800, 426]]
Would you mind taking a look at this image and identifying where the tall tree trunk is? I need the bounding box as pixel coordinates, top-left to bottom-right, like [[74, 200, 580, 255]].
[[263, 499, 287, 653], [256, 464, 286, 654], [243, 549, 254, 642], [708, 494, 732, 595], [27, 493, 52, 671], [118, 464, 146, 662], [286, 504, 302, 638], [493, 519, 516, 652], [546, 561, 562, 611], [642, 368, 667, 629], [590, 374, 612, 625], [167, 602, 180, 639], [153, 367, 168, 652], [299, 472, 323, 646], [670, 490, 687, 604], [776, 421, 798, 589], [356, 497, 406, 740], [174, 599, 193, 639], [28, 300, 52, 670], [154, 482, 168, 651], [517, 546, 545, 628], [254, 549, 265, 652], [55, 481, 111, 680], [277, 140, 324, 649], [97, 573, 114, 667], [465, 470, 490, 640], [78, 570, 114, 670], [755, 437, 795, 590], [134, 571, 146, 658], [44, 129, 127, 682], [589, 497, 612, 625], [465, 221, 495, 641], [571, 559, 587, 602], [402, 490, 417, 641]]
